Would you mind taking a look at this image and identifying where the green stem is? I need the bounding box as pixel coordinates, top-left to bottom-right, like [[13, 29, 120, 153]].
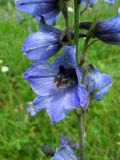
[[79, 16, 97, 65], [74, 0, 80, 64], [65, 13, 72, 44], [78, 112, 86, 160], [79, 38, 89, 65], [60, 0, 72, 44]]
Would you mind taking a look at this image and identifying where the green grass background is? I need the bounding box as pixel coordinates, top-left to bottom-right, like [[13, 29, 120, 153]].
[[0, 1, 120, 160]]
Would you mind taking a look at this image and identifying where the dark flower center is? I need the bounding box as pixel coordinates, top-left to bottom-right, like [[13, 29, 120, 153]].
[[54, 65, 78, 89]]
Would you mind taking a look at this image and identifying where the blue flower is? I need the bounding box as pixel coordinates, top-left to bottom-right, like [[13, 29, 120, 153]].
[[105, 0, 115, 4], [81, 0, 97, 7], [23, 46, 87, 123], [15, 0, 60, 25], [83, 65, 112, 101], [22, 18, 62, 61], [80, 9, 120, 45], [52, 136, 78, 160], [81, 0, 115, 6]]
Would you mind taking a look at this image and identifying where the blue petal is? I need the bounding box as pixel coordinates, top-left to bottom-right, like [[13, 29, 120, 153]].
[[27, 95, 51, 115], [16, 0, 57, 13], [95, 10, 120, 44], [22, 61, 59, 96], [84, 66, 112, 101], [16, 0, 37, 14], [105, 0, 115, 4], [77, 84, 87, 107], [22, 18, 62, 61], [97, 33, 120, 45], [27, 86, 87, 123], [32, 3, 60, 24], [96, 13, 120, 34], [55, 46, 82, 83], [22, 32, 61, 61], [39, 17, 61, 34], [16, 0, 60, 24], [47, 90, 73, 123], [47, 85, 87, 123], [55, 46, 77, 69], [52, 136, 78, 160], [46, 13, 61, 26], [93, 74, 112, 101]]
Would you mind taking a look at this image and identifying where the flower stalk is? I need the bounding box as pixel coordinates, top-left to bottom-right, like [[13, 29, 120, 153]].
[[74, 0, 81, 64], [79, 37, 89, 65], [80, 18, 97, 65], [74, 1, 86, 159], [60, 0, 72, 44], [65, 7, 73, 44], [16, 0, 114, 159], [78, 112, 86, 160]]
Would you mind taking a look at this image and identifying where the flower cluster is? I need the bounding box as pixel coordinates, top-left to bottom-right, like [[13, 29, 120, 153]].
[[16, 0, 118, 159], [52, 136, 78, 160], [15, 0, 114, 123], [24, 46, 112, 123]]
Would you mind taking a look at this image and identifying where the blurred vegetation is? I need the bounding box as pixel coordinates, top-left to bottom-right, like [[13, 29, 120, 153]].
[[0, 1, 120, 160], [0, 0, 14, 11], [0, 0, 14, 6]]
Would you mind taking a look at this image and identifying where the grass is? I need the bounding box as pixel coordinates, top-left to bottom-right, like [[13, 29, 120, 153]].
[[0, 2, 120, 160]]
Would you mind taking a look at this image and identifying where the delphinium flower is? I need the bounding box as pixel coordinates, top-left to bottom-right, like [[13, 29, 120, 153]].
[[23, 46, 87, 123], [52, 136, 78, 160], [83, 65, 112, 101], [81, 0, 97, 6], [26, 64, 112, 118], [15, 0, 61, 25], [22, 18, 63, 61], [105, 0, 115, 4], [15, 0, 116, 159], [80, 0, 115, 6], [79, 9, 120, 44]]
